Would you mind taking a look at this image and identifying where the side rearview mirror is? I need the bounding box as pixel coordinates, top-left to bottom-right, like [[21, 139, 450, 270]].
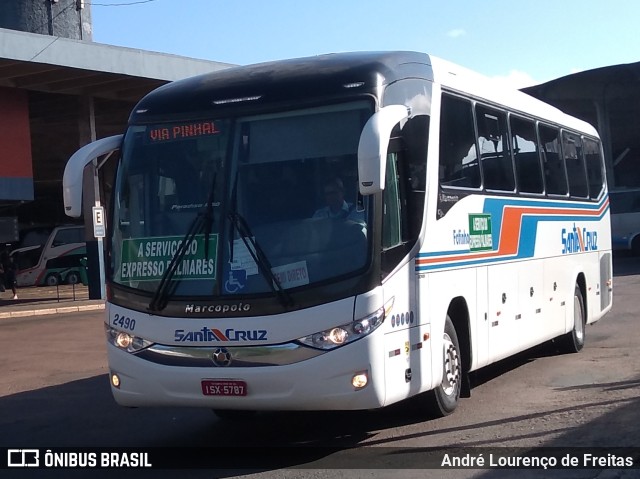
[[63, 135, 123, 217], [357, 105, 409, 195]]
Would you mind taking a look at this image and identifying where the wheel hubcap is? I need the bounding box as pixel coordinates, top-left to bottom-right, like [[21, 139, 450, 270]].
[[442, 333, 460, 396]]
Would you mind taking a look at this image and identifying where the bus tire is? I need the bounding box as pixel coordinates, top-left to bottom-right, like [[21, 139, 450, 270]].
[[45, 273, 60, 286], [560, 284, 586, 353], [426, 316, 462, 417], [212, 409, 257, 421], [65, 271, 80, 285]]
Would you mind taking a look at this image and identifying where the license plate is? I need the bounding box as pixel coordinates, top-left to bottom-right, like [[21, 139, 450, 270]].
[[201, 379, 247, 397]]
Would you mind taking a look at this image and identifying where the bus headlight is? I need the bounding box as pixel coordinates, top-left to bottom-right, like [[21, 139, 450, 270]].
[[297, 306, 385, 350], [105, 324, 154, 353]]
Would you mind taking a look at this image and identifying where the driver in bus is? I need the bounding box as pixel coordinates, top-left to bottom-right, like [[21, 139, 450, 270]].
[[312, 177, 364, 222]]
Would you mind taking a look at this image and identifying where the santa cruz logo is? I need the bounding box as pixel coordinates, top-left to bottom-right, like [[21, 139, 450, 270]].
[[561, 223, 598, 254], [174, 327, 268, 342]]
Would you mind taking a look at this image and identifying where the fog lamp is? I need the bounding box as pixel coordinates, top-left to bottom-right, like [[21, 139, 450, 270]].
[[111, 372, 121, 388], [352, 372, 368, 389]]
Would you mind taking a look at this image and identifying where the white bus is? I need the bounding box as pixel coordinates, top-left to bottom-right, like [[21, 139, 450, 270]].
[[63, 52, 612, 418]]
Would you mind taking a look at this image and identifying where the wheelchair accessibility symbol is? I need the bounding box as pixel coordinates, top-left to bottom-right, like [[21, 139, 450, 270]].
[[225, 269, 247, 293]]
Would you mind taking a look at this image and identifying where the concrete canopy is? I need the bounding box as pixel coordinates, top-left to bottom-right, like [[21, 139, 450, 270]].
[[524, 61, 640, 101], [0, 27, 234, 234], [0, 27, 234, 102], [523, 61, 640, 191]]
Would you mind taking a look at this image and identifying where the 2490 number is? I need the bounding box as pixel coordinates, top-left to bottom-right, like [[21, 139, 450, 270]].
[[113, 313, 136, 331]]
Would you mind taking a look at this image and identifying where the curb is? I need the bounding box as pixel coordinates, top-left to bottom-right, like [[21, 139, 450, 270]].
[[0, 302, 105, 319]]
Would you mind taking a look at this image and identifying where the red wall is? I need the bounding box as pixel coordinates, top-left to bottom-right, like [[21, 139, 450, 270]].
[[0, 86, 33, 179]]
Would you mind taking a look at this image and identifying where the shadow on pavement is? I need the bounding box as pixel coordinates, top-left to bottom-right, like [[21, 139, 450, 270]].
[[3, 370, 639, 478], [613, 251, 640, 277]]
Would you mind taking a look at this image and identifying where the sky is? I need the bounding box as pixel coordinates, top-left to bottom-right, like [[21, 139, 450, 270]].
[[91, 0, 640, 89]]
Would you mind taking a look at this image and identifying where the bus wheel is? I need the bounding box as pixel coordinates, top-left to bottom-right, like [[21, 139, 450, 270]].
[[560, 285, 586, 353], [212, 409, 257, 421], [45, 273, 60, 286], [66, 271, 80, 285], [426, 316, 462, 417]]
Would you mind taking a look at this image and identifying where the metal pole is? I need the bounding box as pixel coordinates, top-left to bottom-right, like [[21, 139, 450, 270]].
[[88, 94, 105, 300], [93, 164, 106, 300]]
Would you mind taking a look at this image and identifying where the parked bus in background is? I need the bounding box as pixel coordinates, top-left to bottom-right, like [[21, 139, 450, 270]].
[[609, 189, 640, 253], [11, 225, 85, 286], [63, 52, 612, 419]]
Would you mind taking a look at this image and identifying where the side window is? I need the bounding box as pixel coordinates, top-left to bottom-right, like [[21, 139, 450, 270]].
[[563, 131, 588, 198], [122, 174, 144, 237], [510, 116, 543, 194], [439, 94, 480, 189], [539, 124, 567, 196], [382, 145, 422, 278], [401, 115, 428, 241], [381, 117, 429, 275], [476, 105, 514, 191], [583, 137, 604, 199], [383, 152, 402, 250], [52, 227, 83, 247], [13, 246, 44, 270], [73, 227, 84, 243], [157, 175, 177, 211]]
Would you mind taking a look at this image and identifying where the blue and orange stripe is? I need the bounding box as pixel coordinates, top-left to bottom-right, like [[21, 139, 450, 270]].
[[416, 196, 610, 272]]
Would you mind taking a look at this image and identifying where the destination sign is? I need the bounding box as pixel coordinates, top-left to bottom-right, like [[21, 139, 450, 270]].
[[147, 121, 221, 143], [118, 234, 218, 282]]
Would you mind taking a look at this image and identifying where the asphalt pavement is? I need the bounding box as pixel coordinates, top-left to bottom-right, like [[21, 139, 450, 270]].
[[0, 283, 104, 319]]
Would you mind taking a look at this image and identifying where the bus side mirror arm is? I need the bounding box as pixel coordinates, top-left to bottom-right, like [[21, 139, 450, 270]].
[[63, 134, 123, 218], [357, 105, 409, 195]]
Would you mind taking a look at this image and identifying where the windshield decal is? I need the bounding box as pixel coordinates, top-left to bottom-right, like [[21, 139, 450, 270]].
[[224, 269, 247, 293], [271, 261, 309, 289], [119, 234, 218, 283], [230, 238, 258, 275]]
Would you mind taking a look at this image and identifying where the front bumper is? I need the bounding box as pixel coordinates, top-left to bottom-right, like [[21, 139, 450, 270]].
[[107, 334, 386, 411]]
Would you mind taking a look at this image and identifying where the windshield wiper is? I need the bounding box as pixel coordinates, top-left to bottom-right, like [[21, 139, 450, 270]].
[[148, 213, 205, 312], [148, 176, 217, 312], [227, 211, 293, 308], [203, 173, 217, 260]]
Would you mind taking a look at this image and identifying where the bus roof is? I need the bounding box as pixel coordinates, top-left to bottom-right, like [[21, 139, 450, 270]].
[[130, 51, 599, 137], [130, 51, 433, 122]]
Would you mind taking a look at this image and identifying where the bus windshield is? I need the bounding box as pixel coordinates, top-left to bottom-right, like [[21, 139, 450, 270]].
[[110, 101, 372, 298]]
